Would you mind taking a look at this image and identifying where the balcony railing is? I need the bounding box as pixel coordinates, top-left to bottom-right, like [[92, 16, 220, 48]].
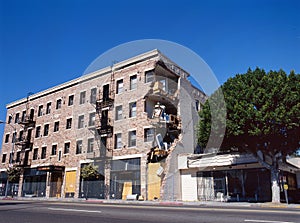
[[18, 117, 35, 127], [96, 125, 113, 136], [16, 158, 31, 167], [14, 137, 33, 149], [96, 98, 114, 110]]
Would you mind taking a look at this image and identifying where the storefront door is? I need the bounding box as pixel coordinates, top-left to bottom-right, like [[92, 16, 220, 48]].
[[50, 172, 63, 197]]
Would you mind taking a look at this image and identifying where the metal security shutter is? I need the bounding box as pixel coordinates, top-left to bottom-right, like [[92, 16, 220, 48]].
[[181, 172, 197, 201]]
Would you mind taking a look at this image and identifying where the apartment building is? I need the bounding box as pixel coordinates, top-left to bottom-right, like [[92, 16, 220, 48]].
[[0, 49, 206, 200]]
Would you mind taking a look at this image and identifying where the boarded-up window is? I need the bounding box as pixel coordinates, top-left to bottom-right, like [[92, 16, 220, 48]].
[[65, 171, 76, 194]]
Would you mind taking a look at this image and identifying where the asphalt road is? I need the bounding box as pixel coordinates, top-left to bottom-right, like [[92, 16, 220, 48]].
[[0, 200, 299, 223]]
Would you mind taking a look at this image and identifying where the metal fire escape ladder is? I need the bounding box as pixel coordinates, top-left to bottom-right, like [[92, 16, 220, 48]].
[[95, 67, 115, 143], [15, 94, 35, 167]]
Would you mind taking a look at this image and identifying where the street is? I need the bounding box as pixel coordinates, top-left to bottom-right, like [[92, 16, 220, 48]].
[[0, 200, 299, 223]]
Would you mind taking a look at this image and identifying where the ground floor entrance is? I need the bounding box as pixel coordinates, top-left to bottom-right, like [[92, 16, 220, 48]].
[[49, 171, 63, 198]]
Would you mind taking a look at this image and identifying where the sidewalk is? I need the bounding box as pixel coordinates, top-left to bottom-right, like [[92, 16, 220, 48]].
[[2, 196, 300, 209]]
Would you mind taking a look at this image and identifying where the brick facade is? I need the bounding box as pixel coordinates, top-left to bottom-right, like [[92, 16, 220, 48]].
[[0, 49, 206, 200]]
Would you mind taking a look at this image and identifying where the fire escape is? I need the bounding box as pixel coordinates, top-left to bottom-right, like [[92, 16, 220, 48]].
[[14, 96, 35, 167], [95, 69, 115, 152]]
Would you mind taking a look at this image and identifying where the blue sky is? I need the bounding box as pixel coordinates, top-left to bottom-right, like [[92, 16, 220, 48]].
[[0, 0, 299, 146]]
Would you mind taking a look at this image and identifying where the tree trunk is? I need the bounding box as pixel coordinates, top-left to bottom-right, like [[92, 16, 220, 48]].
[[270, 168, 280, 203], [85, 181, 89, 200]]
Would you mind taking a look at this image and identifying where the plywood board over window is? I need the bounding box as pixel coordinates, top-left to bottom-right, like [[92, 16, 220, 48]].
[[65, 171, 76, 197]]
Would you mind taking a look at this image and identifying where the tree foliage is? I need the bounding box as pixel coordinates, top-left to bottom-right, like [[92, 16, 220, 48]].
[[7, 166, 21, 183], [199, 68, 300, 155], [81, 164, 99, 181], [198, 68, 300, 202]]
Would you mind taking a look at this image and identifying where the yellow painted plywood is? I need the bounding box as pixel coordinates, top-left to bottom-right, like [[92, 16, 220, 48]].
[[65, 171, 76, 193], [148, 163, 161, 200], [122, 181, 132, 200]]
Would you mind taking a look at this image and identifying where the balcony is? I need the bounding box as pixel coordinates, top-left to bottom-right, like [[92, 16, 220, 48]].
[[16, 158, 31, 167], [96, 98, 114, 110], [15, 150, 31, 167], [14, 137, 33, 149], [96, 125, 113, 137], [18, 117, 35, 128]]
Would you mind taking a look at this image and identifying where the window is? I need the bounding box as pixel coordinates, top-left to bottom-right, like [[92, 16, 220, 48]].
[[80, 91, 86, 104], [89, 112, 95, 126], [51, 144, 57, 156], [130, 75, 137, 90], [5, 134, 9, 143], [54, 121, 59, 132], [129, 102, 137, 118], [21, 111, 26, 122], [58, 150, 62, 161], [195, 100, 200, 111], [2, 154, 7, 163], [87, 138, 94, 153], [46, 102, 51, 114], [12, 132, 16, 142], [29, 108, 35, 120], [64, 142, 70, 154], [90, 88, 97, 104], [16, 151, 21, 162], [19, 130, 24, 141], [56, 99, 62, 109], [145, 70, 154, 83], [41, 147, 47, 159], [66, 118, 72, 129], [103, 84, 110, 100], [9, 153, 14, 163], [116, 79, 123, 94], [27, 129, 32, 142], [115, 105, 122, 120], [44, 124, 49, 136], [78, 115, 84, 129], [33, 148, 38, 160], [76, 140, 82, 154], [15, 113, 20, 123], [68, 95, 74, 106], [38, 105, 43, 116], [128, 130, 136, 147], [8, 115, 12, 124], [35, 126, 41, 138], [144, 128, 154, 142], [114, 133, 122, 149]]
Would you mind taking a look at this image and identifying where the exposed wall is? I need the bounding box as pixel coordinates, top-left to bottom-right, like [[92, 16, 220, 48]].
[[160, 76, 205, 201]]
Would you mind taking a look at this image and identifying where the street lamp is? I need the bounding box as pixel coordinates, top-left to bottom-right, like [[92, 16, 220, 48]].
[[0, 120, 16, 197]]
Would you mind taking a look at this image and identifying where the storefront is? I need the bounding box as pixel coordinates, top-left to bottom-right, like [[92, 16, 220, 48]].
[[110, 158, 141, 199], [77, 162, 106, 199], [0, 171, 7, 196], [22, 168, 47, 197], [22, 166, 64, 198], [197, 168, 271, 202], [179, 153, 300, 202]]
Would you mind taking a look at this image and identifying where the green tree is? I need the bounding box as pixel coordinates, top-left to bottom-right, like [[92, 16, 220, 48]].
[[7, 166, 21, 183], [6, 166, 21, 197], [81, 164, 99, 199], [198, 68, 300, 203]]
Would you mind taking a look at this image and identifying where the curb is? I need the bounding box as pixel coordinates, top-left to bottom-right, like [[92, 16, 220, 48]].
[[1, 197, 300, 209]]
